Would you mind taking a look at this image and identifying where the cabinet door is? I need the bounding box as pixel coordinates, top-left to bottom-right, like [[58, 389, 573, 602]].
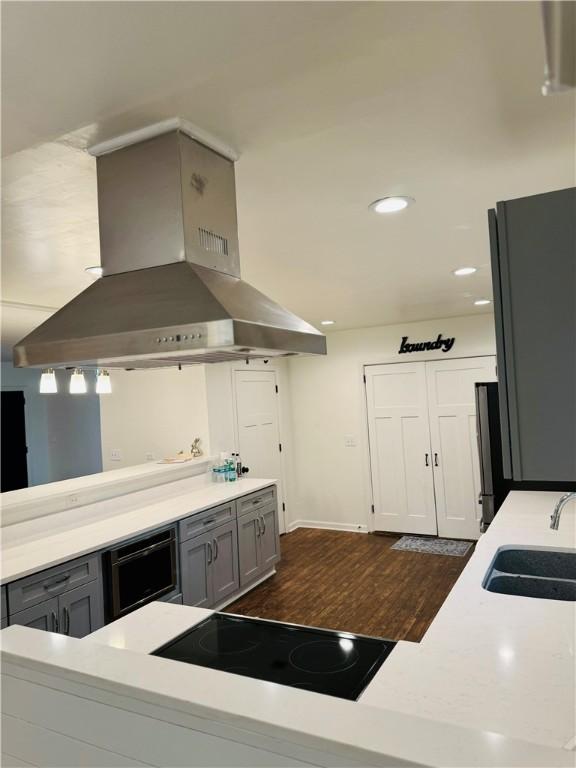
[[180, 532, 213, 608], [211, 521, 240, 604], [490, 188, 576, 481], [259, 504, 280, 571], [426, 356, 497, 540], [237, 510, 261, 587], [365, 363, 437, 535], [9, 597, 59, 632], [59, 581, 104, 638]]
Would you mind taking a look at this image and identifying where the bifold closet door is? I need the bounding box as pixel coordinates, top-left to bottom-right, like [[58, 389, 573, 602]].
[[425, 357, 497, 540], [365, 363, 437, 535]]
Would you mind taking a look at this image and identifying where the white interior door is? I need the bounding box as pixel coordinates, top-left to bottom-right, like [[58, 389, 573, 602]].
[[365, 363, 437, 535], [234, 369, 285, 533], [425, 356, 497, 540]]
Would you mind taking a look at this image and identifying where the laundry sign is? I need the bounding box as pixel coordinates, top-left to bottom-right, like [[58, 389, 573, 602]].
[[398, 334, 455, 354]]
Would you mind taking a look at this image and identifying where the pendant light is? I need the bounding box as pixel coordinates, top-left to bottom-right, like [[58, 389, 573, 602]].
[[96, 369, 112, 394], [39, 369, 57, 393], [69, 368, 87, 394]]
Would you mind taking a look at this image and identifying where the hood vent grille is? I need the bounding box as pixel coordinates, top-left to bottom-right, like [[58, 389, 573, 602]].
[[199, 227, 229, 256]]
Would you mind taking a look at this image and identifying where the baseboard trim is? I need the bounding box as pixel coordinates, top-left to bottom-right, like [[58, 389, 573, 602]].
[[287, 520, 368, 534]]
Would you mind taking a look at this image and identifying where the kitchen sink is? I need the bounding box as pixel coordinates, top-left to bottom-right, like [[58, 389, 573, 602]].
[[483, 547, 576, 602]]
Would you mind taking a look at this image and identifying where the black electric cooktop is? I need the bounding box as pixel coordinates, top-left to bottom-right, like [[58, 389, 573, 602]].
[[151, 613, 396, 701]]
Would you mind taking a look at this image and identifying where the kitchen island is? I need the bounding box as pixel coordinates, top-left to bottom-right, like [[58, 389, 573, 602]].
[[1, 490, 575, 767]]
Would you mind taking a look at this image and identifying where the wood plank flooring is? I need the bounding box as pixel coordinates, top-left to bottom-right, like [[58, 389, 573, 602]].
[[225, 528, 473, 642]]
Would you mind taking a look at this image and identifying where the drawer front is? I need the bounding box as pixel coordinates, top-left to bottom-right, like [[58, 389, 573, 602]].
[[1, 585, 7, 619], [237, 486, 276, 517], [8, 555, 100, 614], [179, 501, 236, 542]]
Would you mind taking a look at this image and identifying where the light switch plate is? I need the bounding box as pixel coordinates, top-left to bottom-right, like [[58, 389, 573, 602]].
[[344, 435, 357, 447], [110, 448, 122, 462]]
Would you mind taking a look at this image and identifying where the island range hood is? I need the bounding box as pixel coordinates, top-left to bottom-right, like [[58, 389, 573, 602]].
[[13, 125, 326, 369]]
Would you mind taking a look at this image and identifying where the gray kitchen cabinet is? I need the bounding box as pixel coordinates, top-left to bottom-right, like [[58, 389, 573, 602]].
[[7, 554, 100, 615], [259, 504, 280, 571], [7, 553, 104, 637], [211, 520, 240, 603], [489, 187, 576, 481], [237, 509, 262, 587], [237, 502, 280, 587], [59, 581, 104, 638], [180, 531, 213, 608], [1, 585, 7, 622], [180, 521, 239, 608], [9, 597, 59, 632]]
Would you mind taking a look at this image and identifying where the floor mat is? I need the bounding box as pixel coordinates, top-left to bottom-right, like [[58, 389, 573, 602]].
[[391, 535, 473, 557]]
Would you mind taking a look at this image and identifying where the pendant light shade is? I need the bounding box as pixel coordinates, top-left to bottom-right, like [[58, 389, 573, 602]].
[[69, 368, 87, 394], [96, 369, 112, 394], [39, 369, 57, 393]]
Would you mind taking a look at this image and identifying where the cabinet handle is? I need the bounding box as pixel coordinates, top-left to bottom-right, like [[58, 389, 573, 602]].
[[51, 611, 59, 633], [44, 574, 70, 591], [213, 538, 219, 561], [207, 541, 213, 564], [62, 606, 70, 635], [261, 515, 266, 536], [425, 453, 429, 466], [203, 518, 216, 526], [256, 518, 261, 537], [252, 499, 261, 506], [434, 453, 439, 467]]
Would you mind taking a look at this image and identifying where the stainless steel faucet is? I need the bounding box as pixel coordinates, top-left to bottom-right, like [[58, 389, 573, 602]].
[[550, 491, 576, 530]]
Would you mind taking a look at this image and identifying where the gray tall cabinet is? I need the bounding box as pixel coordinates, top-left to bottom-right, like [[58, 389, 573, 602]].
[[489, 187, 576, 482]]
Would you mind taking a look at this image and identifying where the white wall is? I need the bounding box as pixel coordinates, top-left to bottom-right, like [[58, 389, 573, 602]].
[[286, 314, 497, 531], [1, 364, 102, 486], [99, 367, 210, 470]]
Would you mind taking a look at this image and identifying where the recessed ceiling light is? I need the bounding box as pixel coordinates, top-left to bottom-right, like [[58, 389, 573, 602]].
[[85, 265, 103, 277], [453, 267, 477, 276], [474, 299, 492, 306], [369, 196, 414, 214], [320, 320, 335, 326]]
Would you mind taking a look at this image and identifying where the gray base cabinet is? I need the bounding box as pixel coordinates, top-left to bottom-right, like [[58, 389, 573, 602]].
[[6, 554, 104, 638], [180, 520, 240, 608], [59, 581, 103, 638], [238, 500, 280, 588], [9, 596, 59, 632], [180, 531, 213, 608], [237, 510, 261, 587]]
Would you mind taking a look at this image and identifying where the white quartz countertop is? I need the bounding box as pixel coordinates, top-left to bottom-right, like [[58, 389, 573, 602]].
[[1, 603, 572, 768], [1, 475, 276, 583], [361, 490, 576, 750], [1, 490, 574, 766]]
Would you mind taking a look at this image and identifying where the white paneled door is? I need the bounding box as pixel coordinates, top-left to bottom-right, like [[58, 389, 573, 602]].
[[365, 363, 437, 535], [426, 356, 496, 539], [233, 369, 285, 533], [365, 356, 497, 540]]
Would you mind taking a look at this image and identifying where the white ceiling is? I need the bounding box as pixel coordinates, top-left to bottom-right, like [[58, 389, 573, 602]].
[[2, 1, 575, 352]]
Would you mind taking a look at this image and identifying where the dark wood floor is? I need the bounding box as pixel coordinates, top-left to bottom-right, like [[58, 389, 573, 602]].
[[225, 528, 473, 642]]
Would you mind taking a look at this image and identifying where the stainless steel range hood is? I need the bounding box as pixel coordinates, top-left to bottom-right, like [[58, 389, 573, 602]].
[[14, 127, 326, 368]]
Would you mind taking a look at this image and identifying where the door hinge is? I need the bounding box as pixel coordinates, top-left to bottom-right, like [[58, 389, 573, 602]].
[[279, 443, 282, 453], [363, 374, 366, 383], [275, 384, 279, 393], [282, 502, 286, 511], [371, 504, 375, 514]]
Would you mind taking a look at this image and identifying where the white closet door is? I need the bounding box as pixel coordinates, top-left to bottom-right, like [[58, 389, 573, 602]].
[[365, 363, 437, 535], [234, 369, 285, 533], [425, 356, 497, 540]]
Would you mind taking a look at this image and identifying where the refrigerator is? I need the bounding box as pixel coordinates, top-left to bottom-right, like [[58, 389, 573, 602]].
[[475, 382, 576, 532]]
